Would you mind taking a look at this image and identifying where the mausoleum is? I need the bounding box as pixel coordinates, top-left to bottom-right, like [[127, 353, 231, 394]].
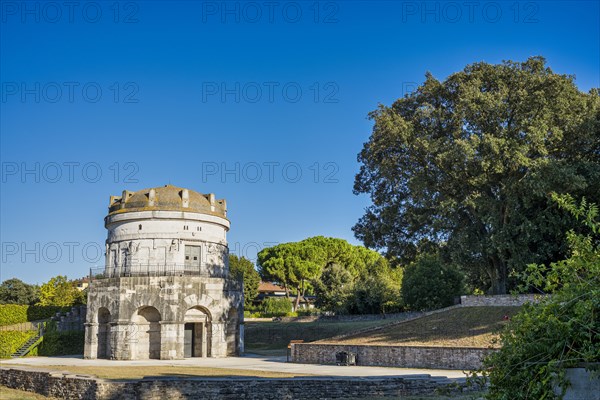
[[84, 185, 243, 360]]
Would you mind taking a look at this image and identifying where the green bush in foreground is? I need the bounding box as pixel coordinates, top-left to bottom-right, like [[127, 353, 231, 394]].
[[0, 330, 37, 358], [476, 194, 600, 400]]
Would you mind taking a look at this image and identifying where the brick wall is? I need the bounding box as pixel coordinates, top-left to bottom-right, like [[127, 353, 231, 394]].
[[291, 343, 495, 370], [0, 367, 473, 400]]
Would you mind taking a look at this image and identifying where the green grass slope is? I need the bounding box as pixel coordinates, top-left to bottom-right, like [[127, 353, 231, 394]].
[[321, 306, 520, 348]]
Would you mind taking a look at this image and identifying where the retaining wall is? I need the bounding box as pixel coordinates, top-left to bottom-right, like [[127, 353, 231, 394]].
[[460, 294, 544, 307], [0, 367, 472, 400], [291, 343, 494, 370]]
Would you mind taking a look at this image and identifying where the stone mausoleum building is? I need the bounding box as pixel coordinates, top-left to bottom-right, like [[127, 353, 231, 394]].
[[84, 185, 243, 360]]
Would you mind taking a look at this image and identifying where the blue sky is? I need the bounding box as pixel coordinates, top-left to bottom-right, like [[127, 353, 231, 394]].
[[1, 0, 599, 284]]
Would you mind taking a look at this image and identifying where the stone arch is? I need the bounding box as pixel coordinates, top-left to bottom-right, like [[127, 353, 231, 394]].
[[132, 306, 161, 359], [183, 306, 212, 358], [226, 307, 239, 356], [182, 294, 215, 313], [97, 307, 111, 359]]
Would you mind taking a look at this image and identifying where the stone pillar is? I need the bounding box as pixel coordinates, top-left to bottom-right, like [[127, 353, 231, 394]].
[[211, 322, 226, 357], [239, 323, 245, 354], [160, 321, 184, 360], [111, 320, 134, 360], [83, 322, 98, 359]]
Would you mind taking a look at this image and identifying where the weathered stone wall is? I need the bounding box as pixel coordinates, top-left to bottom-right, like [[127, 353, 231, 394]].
[[460, 294, 545, 307], [57, 305, 87, 332], [0, 367, 473, 400], [85, 275, 243, 360], [291, 343, 495, 370], [559, 367, 600, 400]]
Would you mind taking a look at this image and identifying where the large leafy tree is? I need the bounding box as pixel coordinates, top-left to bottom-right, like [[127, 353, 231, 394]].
[[0, 278, 39, 305], [257, 241, 323, 311], [229, 254, 261, 307], [354, 57, 600, 294], [37, 276, 84, 307], [257, 236, 396, 312]]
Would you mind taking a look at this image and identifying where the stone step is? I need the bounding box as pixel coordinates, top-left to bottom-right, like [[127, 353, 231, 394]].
[[10, 334, 42, 358]]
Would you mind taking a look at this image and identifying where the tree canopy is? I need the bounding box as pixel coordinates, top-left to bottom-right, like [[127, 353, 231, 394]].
[[353, 57, 600, 294], [0, 278, 39, 305], [257, 236, 397, 312], [37, 276, 85, 307], [229, 254, 261, 307]]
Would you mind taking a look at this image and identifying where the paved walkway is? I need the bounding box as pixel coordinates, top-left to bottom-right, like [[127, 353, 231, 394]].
[[1, 354, 468, 379]]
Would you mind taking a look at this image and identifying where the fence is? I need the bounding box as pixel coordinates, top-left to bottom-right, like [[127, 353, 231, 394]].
[[90, 264, 231, 280], [89, 265, 243, 292]]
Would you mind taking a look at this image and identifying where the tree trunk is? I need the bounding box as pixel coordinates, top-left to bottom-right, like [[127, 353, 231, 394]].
[[488, 256, 507, 294], [294, 289, 301, 312]]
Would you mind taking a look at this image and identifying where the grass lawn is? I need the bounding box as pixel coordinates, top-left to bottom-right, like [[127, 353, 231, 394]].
[[324, 307, 520, 348], [245, 317, 408, 354], [245, 307, 520, 353], [0, 386, 58, 399], [3, 365, 307, 380]]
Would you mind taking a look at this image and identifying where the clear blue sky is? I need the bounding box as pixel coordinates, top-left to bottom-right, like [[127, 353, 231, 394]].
[[1, 0, 598, 284]]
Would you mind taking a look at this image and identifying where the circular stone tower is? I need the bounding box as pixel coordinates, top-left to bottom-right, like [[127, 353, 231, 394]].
[[84, 185, 243, 361]]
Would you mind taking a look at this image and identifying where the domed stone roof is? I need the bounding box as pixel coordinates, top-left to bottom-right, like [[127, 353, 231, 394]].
[[108, 185, 227, 217]]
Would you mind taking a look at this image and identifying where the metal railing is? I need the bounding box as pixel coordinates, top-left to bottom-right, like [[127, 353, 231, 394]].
[[89, 264, 243, 290]]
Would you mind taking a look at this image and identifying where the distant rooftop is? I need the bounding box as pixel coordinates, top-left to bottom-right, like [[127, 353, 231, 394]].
[[258, 281, 286, 293]]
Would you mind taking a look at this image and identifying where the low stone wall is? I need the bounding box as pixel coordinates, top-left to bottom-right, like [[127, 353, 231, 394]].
[[560, 367, 600, 400], [291, 343, 495, 370], [460, 294, 545, 307], [0, 367, 473, 400]]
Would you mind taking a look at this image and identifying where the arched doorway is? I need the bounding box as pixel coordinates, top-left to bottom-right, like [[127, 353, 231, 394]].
[[132, 306, 161, 359], [184, 307, 211, 358], [226, 307, 238, 356], [97, 307, 111, 359]]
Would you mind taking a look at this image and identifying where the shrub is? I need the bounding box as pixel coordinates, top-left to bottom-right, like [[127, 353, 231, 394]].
[[401, 253, 463, 311], [0, 305, 69, 326], [28, 305, 69, 321], [0, 330, 37, 358], [0, 305, 28, 326], [38, 330, 84, 356], [348, 270, 403, 314], [477, 194, 600, 399], [260, 297, 292, 317], [296, 308, 320, 316]]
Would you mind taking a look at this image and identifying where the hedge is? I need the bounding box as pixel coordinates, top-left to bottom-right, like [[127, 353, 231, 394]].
[[0, 305, 68, 326], [38, 330, 84, 356], [0, 330, 37, 358]]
